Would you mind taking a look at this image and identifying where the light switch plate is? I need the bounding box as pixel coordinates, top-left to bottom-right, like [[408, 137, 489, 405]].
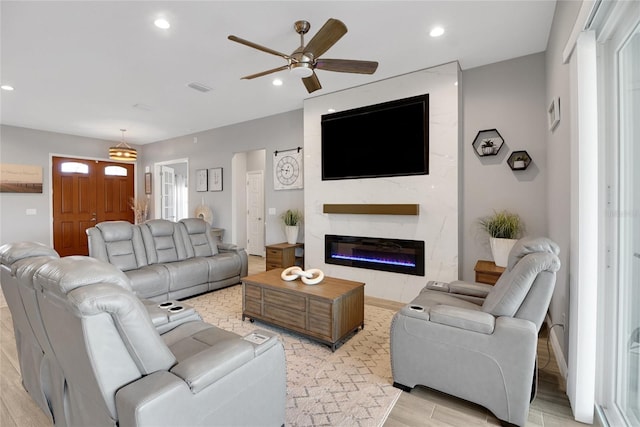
[[26, 208, 37, 215], [268, 208, 276, 215]]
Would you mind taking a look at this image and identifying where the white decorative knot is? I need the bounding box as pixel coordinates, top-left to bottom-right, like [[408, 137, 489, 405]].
[[280, 266, 325, 285]]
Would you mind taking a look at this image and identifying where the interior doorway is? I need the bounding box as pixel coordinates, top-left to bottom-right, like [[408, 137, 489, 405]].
[[231, 149, 265, 254], [153, 159, 188, 221], [51, 156, 134, 256]]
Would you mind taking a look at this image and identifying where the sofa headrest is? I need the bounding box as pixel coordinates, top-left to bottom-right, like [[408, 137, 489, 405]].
[[0, 241, 59, 266], [507, 237, 560, 271], [68, 283, 176, 374], [96, 221, 134, 242], [34, 256, 132, 295], [482, 250, 561, 317], [180, 218, 208, 234], [144, 219, 175, 236], [12, 256, 58, 283]]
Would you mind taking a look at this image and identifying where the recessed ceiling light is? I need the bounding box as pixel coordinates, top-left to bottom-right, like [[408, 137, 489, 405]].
[[1, 85, 14, 91], [430, 26, 445, 37], [154, 18, 170, 29], [327, 108, 336, 113], [272, 79, 283, 86]]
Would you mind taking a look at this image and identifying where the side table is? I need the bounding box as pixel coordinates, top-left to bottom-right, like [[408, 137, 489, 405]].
[[474, 260, 505, 285], [265, 242, 304, 270]]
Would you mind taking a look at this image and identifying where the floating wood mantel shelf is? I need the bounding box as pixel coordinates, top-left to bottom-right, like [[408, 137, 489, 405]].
[[323, 204, 419, 215]]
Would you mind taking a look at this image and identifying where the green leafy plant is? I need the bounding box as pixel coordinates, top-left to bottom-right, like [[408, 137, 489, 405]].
[[481, 139, 495, 148], [281, 209, 303, 226], [478, 210, 523, 239]]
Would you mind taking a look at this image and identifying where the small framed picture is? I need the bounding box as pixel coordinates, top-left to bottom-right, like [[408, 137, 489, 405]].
[[548, 97, 560, 131], [208, 167, 223, 192], [196, 169, 208, 192], [144, 172, 152, 194]]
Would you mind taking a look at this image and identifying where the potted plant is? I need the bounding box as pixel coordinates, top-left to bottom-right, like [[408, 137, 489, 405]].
[[481, 139, 495, 155], [281, 209, 303, 244], [478, 210, 523, 267]]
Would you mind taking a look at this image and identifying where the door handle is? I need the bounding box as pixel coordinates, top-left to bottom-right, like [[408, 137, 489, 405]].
[[90, 213, 97, 222]]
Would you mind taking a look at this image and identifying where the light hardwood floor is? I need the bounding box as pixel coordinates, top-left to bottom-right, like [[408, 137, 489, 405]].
[[0, 256, 580, 426]]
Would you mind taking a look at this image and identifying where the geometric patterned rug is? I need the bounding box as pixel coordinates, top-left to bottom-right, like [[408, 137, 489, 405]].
[[187, 285, 402, 427]]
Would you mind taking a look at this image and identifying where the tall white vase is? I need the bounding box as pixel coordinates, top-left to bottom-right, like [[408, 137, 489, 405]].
[[285, 225, 299, 244], [490, 237, 517, 268]]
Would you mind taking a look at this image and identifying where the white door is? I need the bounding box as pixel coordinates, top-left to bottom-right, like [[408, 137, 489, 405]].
[[161, 165, 176, 221], [246, 170, 264, 256]]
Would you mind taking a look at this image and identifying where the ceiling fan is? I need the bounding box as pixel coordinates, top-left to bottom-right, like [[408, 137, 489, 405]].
[[228, 18, 378, 93]]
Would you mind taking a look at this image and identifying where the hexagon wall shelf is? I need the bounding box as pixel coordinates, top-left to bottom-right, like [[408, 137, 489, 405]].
[[472, 129, 504, 157], [507, 150, 532, 171]]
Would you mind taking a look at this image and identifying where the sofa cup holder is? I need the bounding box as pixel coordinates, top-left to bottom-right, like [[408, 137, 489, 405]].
[[409, 305, 425, 312], [168, 306, 184, 313], [158, 302, 174, 308]]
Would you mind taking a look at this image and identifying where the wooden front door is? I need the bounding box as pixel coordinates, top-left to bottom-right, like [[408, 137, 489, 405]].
[[52, 157, 134, 256]]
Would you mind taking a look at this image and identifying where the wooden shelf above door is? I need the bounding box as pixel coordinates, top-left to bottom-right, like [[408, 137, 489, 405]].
[[322, 204, 419, 215]]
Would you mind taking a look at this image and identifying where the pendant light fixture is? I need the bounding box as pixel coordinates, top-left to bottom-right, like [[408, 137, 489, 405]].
[[109, 129, 137, 161]]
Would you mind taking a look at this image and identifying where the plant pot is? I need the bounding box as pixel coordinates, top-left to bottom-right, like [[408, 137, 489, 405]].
[[482, 146, 494, 155], [285, 225, 299, 245], [490, 237, 517, 268]]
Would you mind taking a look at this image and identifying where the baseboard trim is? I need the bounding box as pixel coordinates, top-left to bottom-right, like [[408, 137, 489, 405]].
[[545, 314, 568, 379]]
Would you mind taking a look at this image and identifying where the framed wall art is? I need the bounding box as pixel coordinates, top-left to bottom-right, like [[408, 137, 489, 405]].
[[208, 167, 223, 192], [548, 97, 560, 131], [0, 163, 43, 193], [196, 169, 208, 192], [144, 172, 152, 194]]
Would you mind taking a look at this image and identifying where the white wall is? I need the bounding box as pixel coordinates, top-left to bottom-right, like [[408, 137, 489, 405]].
[[544, 0, 583, 368], [303, 62, 460, 302], [461, 52, 549, 281], [140, 110, 304, 246]]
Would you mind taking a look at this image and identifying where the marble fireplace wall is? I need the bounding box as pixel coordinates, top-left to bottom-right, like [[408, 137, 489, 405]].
[[303, 62, 460, 303]]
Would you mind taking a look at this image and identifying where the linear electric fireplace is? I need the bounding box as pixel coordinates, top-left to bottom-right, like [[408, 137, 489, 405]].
[[325, 234, 425, 276]]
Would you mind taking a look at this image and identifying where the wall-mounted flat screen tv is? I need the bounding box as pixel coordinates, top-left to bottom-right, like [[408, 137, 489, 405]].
[[321, 94, 429, 180]]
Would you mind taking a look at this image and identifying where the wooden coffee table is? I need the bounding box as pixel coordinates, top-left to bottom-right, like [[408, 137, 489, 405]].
[[242, 268, 365, 351]]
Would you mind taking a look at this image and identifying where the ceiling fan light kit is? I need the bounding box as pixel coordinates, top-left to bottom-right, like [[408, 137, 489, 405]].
[[228, 18, 378, 93]]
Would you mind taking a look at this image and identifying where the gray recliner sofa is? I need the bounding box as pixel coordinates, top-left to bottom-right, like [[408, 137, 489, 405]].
[[87, 218, 248, 301], [0, 242, 63, 423], [390, 237, 561, 427], [1, 249, 286, 426]]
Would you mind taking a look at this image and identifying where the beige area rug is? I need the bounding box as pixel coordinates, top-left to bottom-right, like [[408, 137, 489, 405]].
[[187, 285, 401, 427]]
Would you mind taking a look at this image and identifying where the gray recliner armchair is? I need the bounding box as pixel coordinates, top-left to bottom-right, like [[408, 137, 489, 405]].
[[33, 255, 286, 427], [390, 237, 561, 427]]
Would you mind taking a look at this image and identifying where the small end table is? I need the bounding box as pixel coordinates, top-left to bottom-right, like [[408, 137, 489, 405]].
[[474, 260, 505, 285]]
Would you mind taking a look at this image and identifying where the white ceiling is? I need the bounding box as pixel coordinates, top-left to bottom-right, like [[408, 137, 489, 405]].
[[1, 1, 556, 145]]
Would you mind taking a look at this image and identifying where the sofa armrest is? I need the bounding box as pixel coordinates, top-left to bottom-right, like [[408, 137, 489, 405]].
[[217, 242, 240, 252], [429, 305, 495, 334], [425, 280, 450, 292], [448, 280, 493, 298], [170, 340, 254, 394]]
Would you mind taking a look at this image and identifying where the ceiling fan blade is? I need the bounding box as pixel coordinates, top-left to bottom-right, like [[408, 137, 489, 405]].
[[228, 35, 291, 60], [315, 59, 378, 74], [304, 18, 347, 59], [302, 72, 322, 93], [241, 65, 290, 80]]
